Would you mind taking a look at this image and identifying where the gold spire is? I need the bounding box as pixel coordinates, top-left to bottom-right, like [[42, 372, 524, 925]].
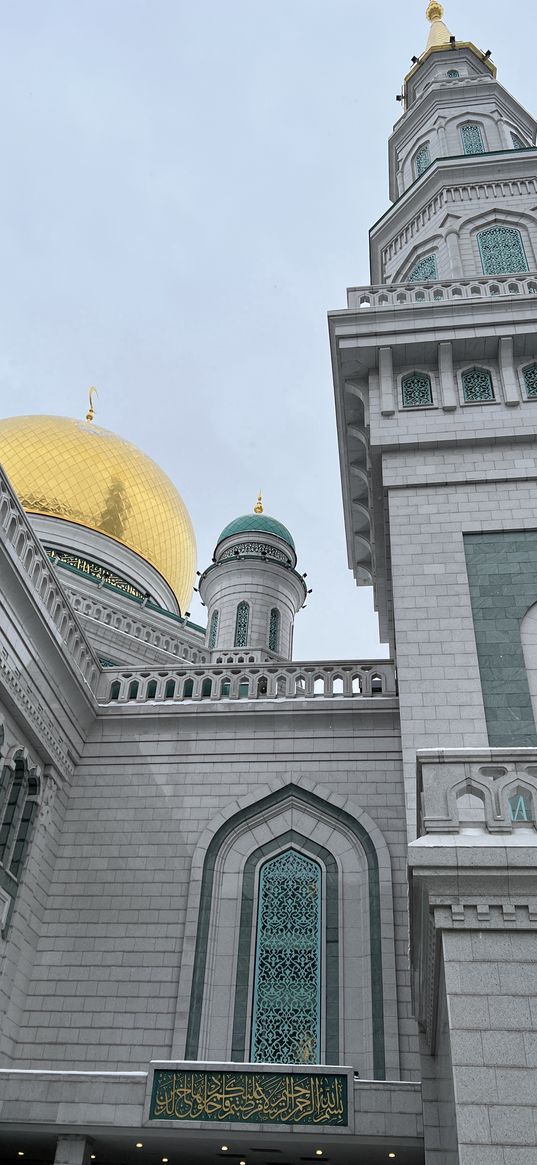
[[254, 492, 263, 514], [425, 1, 452, 49], [86, 386, 98, 423]]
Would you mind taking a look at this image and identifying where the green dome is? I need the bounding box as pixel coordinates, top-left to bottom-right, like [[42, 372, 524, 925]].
[[217, 513, 295, 551]]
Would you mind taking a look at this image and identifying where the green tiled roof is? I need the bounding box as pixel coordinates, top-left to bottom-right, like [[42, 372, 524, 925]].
[[217, 513, 295, 550]]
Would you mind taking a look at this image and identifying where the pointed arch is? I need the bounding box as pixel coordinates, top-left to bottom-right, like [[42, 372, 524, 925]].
[[174, 779, 399, 1080]]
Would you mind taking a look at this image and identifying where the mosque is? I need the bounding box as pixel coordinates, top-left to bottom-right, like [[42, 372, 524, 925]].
[[1, 4, 537, 1163]]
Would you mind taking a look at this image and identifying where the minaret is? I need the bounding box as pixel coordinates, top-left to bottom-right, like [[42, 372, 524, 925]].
[[199, 498, 307, 661], [330, 12, 537, 1158]]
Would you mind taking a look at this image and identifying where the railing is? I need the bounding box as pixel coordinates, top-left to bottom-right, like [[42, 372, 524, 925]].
[[98, 660, 396, 706], [67, 589, 208, 665], [347, 274, 537, 312], [0, 468, 99, 691], [417, 748, 537, 836]]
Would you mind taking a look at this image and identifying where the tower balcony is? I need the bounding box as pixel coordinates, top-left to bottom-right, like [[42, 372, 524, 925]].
[[346, 272, 537, 313]]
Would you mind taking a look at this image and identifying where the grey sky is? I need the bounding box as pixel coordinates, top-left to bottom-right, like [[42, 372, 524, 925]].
[[1, 1, 535, 659]]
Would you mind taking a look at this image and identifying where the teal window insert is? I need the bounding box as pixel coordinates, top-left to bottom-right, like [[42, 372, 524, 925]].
[[460, 123, 485, 154], [523, 364, 537, 398], [415, 142, 432, 177], [268, 607, 281, 652], [408, 254, 438, 283], [234, 601, 250, 648], [461, 367, 495, 402], [509, 793, 533, 822], [477, 226, 528, 275], [447, 69, 460, 78], [9, 800, 37, 878], [251, 849, 322, 1065], [511, 132, 526, 150], [209, 609, 219, 649], [402, 372, 433, 408]]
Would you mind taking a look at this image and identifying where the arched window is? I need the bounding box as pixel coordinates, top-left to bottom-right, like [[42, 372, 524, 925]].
[[447, 69, 460, 78], [523, 364, 537, 399], [268, 607, 281, 652], [401, 372, 433, 408], [415, 141, 432, 178], [477, 226, 528, 275], [234, 601, 250, 648], [251, 850, 321, 1064], [461, 367, 495, 402], [0, 760, 25, 864], [0, 754, 39, 882], [511, 132, 527, 150], [408, 253, 438, 283], [208, 609, 219, 649], [460, 123, 485, 154]]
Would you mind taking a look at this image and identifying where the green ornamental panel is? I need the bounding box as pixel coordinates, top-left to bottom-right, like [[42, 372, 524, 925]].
[[464, 532, 537, 746], [149, 1068, 348, 1126]]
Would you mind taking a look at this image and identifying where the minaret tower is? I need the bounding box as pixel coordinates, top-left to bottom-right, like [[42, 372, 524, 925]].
[[330, 10, 537, 1160], [199, 498, 307, 661]]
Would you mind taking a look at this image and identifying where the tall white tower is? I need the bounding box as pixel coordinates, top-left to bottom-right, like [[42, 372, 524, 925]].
[[331, 6, 537, 1161]]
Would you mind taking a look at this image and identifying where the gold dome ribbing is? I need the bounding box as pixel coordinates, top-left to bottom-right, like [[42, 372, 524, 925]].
[[0, 414, 196, 611]]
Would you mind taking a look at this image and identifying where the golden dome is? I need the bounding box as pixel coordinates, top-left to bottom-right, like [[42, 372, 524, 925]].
[[0, 414, 196, 611]]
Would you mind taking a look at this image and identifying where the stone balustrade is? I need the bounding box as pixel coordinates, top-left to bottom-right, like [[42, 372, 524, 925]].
[[417, 748, 537, 835], [99, 660, 396, 706], [347, 274, 537, 312], [0, 468, 99, 690]]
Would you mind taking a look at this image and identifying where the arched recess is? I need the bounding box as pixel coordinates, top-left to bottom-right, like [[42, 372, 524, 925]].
[[465, 207, 537, 275], [173, 779, 399, 1080]]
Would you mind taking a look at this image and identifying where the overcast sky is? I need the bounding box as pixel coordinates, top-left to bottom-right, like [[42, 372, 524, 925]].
[[1, 1, 535, 659]]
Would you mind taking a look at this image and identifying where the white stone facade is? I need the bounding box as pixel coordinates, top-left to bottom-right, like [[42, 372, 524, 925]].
[[2, 13, 537, 1165]]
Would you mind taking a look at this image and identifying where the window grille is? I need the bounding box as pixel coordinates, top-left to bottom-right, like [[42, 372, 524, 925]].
[[234, 601, 250, 648], [268, 608, 281, 653], [461, 367, 495, 402], [415, 142, 432, 177], [408, 254, 438, 283], [209, 609, 219, 649], [460, 123, 485, 154], [402, 372, 433, 408], [447, 69, 460, 78], [523, 364, 537, 399], [477, 227, 528, 275], [511, 132, 526, 150], [251, 850, 321, 1064]]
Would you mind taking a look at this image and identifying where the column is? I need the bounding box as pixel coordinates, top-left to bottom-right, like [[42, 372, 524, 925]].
[[438, 342, 457, 411], [445, 230, 463, 279], [499, 335, 521, 406], [54, 1136, 93, 1165], [378, 348, 395, 415]]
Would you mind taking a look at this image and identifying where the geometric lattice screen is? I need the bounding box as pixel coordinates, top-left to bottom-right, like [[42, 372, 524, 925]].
[[460, 123, 485, 154], [408, 254, 438, 283], [402, 372, 433, 408], [477, 227, 528, 275], [234, 601, 250, 648], [250, 849, 321, 1064]]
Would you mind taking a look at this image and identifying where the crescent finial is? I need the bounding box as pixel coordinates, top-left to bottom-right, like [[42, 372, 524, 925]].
[[86, 386, 98, 423]]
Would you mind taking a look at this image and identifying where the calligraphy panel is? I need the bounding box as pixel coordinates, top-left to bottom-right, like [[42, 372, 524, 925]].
[[149, 1068, 348, 1126]]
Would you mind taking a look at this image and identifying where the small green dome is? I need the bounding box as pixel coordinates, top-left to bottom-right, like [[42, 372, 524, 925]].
[[217, 512, 295, 551]]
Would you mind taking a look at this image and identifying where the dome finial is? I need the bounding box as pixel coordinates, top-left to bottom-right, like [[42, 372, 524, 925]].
[[426, 1, 444, 21], [254, 492, 263, 514], [425, 1, 452, 49], [86, 386, 98, 423]]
